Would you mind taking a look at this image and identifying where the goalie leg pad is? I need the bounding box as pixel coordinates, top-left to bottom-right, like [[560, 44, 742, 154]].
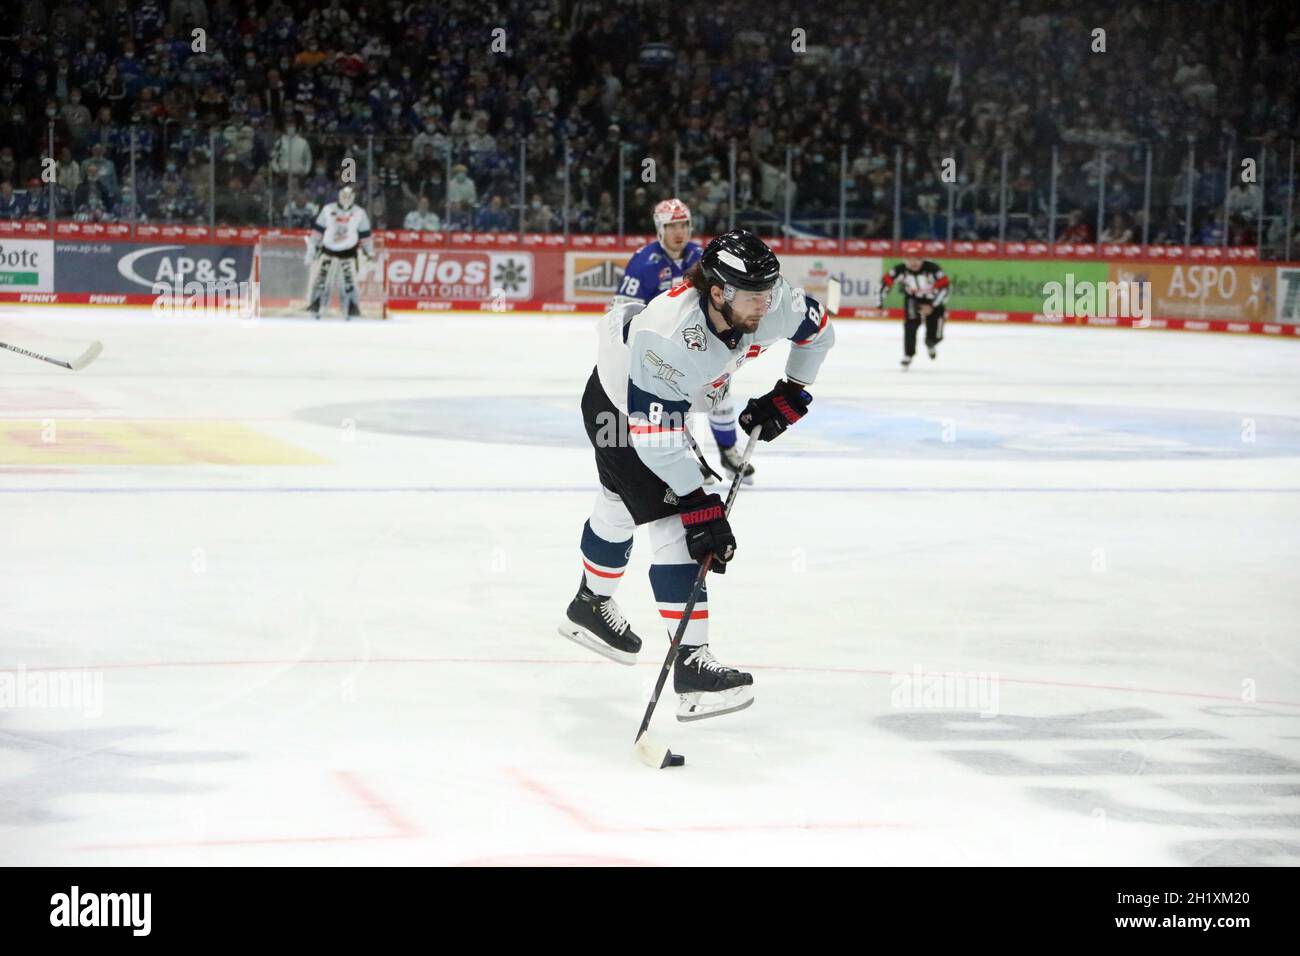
[[340, 257, 361, 318], [307, 256, 334, 317]]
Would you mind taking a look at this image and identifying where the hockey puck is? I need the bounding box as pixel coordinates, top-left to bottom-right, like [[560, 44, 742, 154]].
[[661, 751, 686, 768]]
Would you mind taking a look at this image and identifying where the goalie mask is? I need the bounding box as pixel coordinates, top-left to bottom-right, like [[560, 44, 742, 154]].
[[338, 186, 355, 209]]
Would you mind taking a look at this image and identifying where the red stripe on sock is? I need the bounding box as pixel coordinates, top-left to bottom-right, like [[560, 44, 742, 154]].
[[659, 609, 709, 620], [582, 560, 625, 579]]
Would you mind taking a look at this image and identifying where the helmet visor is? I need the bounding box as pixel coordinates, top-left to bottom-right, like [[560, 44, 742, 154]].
[[723, 284, 776, 312]]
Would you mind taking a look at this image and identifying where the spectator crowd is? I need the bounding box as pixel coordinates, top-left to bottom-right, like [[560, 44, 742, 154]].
[[2, 0, 1297, 253]]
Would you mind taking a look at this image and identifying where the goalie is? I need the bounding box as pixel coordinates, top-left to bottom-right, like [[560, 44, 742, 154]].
[[306, 186, 375, 320]]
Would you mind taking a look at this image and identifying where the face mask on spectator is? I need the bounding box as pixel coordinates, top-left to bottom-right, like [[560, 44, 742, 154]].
[[287, 126, 297, 136]]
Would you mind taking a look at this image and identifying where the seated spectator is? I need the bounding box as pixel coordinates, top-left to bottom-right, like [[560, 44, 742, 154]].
[[445, 200, 471, 230], [1196, 213, 1226, 246], [184, 148, 211, 198], [522, 193, 556, 233], [30, 182, 72, 220], [414, 150, 446, 203], [196, 83, 229, 124], [404, 196, 442, 232], [214, 176, 259, 224], [1152, 208, 1187, 244], [1226, 182, 1261, 220], [57, 147, 82, 197], [1058, 208, 1093, 243], [150, 179, 196, 224], [593, 191, 617, 233], [81, 144, 119, 197], [447, 164, 478, 208], [304, 164, 335, 205], [1099, 212, 1134, 244], [282, 192, 319, 229], [0, 181, 29, 219], [413, 120, 449, 162], [1227, 216, 1255, 247], [74, 165, 113, 210], [111, 185, 144, 223], [475, 195, 512, 232], [294, 36, 329, 71], [74, 194, 115, 223]]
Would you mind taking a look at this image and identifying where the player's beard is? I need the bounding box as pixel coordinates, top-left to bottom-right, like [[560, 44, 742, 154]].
[[720, 300, 762, 334]]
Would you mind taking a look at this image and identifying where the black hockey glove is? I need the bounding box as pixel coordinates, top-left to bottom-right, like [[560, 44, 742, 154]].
[[739, 379, 812, 442], [678, 489, 736, 573]]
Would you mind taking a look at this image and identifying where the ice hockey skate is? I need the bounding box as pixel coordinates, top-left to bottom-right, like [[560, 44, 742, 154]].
[[718, 445, 755, 485], [558, 577, 643, 665], [927, 345, 937, 359], [674, 643, 754, 721]]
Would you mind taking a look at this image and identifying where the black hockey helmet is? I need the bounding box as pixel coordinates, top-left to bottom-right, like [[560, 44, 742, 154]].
[[700, 229, 781, 293]]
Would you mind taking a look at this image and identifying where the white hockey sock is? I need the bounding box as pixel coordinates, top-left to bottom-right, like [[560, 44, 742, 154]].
[[579, 488, 635, 598], [648, 515, 708, 645]]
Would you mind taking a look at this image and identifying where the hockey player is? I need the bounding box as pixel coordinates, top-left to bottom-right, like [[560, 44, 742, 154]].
[[559, 229, 834, 721], [306, 186, 375, 320], [613, 199, 754, 487], [878, 255, 950, 368]]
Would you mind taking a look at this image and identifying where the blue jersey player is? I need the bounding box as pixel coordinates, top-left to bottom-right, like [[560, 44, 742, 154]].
[[612, 199, 755, 486]]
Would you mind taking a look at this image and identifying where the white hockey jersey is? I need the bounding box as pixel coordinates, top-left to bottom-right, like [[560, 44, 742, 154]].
[[312, 202, 373, 253], [595, 277, 834, 496]]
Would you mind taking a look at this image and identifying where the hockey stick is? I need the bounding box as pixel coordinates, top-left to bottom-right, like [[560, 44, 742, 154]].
[[0, 339, 103, 371], [826, 275, 841, 318], [634, 425, 761, 770]]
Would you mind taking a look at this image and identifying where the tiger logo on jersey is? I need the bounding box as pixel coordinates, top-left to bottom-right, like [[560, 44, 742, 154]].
[[681, 325, 707, 351]]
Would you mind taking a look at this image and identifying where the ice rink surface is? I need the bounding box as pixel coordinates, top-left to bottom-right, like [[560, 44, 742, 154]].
[[1, 306, 1298, 866]]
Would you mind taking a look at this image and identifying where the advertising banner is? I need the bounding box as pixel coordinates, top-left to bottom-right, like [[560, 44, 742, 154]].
[[939, 259, 1110, 314], [1112, 263, 1277, 323], [564, 251, 886, 307], [55, 241, 255, 295], [1275, 266, 1300, 325], [0, 229, 1291, 336], [770, 255, 885, 307], [385, 249, 536, 302], [566, 251, 628, 303], [0, 239, 55, 293]]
